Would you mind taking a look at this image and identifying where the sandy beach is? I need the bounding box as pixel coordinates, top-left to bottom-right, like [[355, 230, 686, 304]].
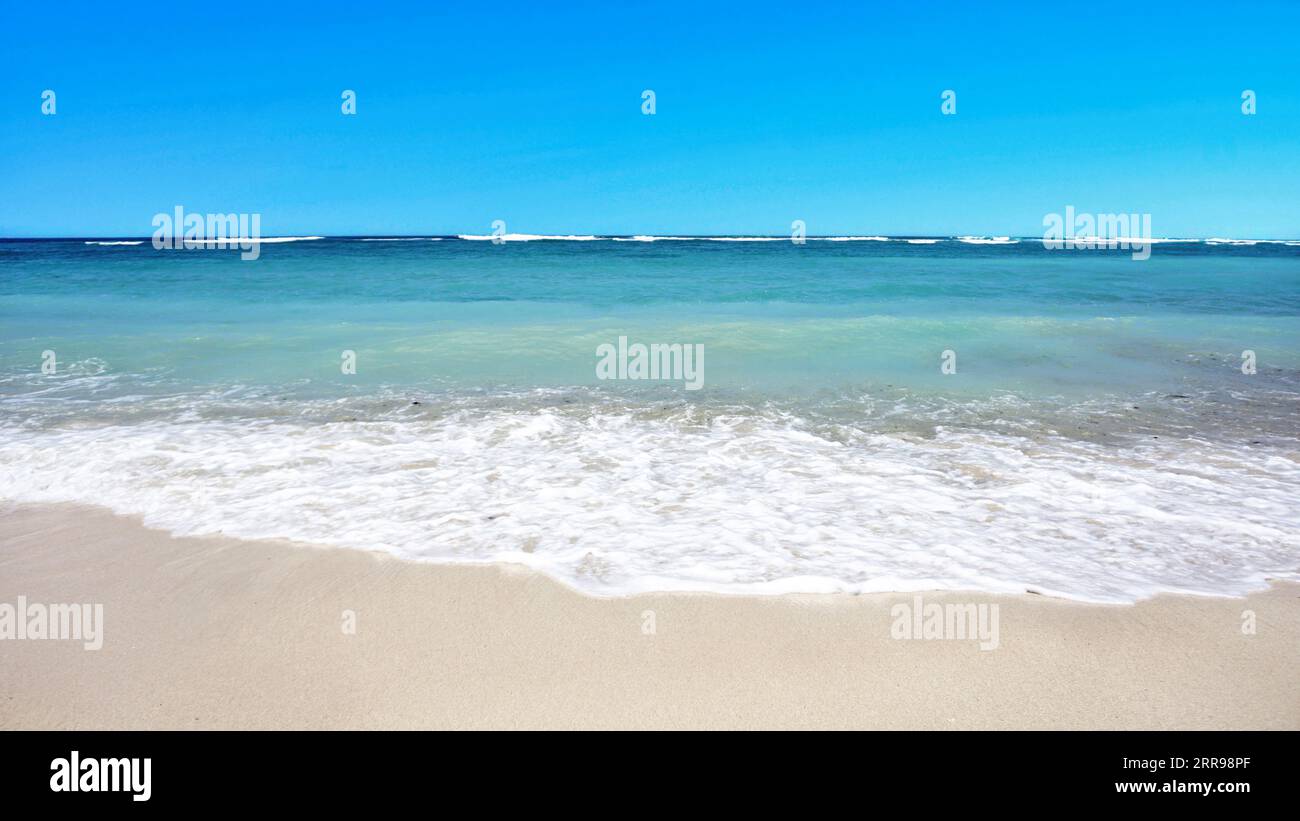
[[0, 501, 1295, 730]]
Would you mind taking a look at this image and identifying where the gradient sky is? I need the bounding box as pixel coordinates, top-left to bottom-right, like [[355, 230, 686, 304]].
[[2, 0, 1298, 237]]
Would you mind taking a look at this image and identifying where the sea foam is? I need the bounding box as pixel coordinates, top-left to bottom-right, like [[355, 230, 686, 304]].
[[1, 399, 1296, 602]]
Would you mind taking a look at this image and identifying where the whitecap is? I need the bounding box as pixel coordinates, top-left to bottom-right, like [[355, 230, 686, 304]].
[[456, 234, 601, 241], [956, 236, 1018, 244]]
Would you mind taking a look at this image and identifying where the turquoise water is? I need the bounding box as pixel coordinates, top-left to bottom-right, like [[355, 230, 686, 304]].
[[2, 237, 1298, 601], [3, 237, 1298, 397]]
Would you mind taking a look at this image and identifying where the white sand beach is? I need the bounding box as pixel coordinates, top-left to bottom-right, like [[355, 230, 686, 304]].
[[1, 502, 1295, 730]]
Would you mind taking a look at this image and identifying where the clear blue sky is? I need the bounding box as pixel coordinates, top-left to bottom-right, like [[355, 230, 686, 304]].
[[2, 0, 1298, 238]]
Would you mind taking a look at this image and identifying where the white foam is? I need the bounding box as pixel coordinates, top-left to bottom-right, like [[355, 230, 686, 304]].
[[181, 236, 324, 245], [2, 408, 1296, 602], [611, 235, 693, 242], [814, 236, 891, 242], [1062, 235, 1157, 245], [956, 236, 1018, 244], [358, 237, 442, 242], [457, 234, 601, 241], [904, 238, 941, 244], [84, 240, 144, 246], [1203, 238, 1300, 245]]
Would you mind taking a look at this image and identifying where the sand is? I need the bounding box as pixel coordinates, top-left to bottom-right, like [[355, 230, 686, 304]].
[[0, 502, 1296, 730]]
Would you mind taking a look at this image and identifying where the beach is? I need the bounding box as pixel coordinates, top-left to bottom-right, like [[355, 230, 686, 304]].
[[2, 502, 1295, 730], [2, 237, 1298, 730], [7, 4, 1300, 802]]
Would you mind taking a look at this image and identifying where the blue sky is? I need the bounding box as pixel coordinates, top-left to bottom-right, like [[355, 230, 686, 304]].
[[2, 0, 1298, 237]]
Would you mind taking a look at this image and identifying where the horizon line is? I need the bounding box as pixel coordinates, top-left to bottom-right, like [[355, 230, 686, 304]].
[[4, 234, 1300, 242]]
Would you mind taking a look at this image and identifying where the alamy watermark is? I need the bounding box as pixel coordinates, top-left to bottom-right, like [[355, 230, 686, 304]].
[[50, 751, 150, 801], [890, 594, 999, 651], [0, 596, 103, 650], [152, 205, 263, 260], [1043, 205, 1152, 260], [596, 336, 704, 390]]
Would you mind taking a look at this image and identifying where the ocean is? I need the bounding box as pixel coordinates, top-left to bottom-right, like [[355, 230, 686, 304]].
[[2, 235, 1298, 602]]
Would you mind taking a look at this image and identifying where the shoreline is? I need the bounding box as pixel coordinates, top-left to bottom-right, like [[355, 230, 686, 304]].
[[2, 502, 1296, 729]]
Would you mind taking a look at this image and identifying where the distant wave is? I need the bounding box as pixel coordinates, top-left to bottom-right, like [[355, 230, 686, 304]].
[[240, 236, 323, 244], [956, 236, 1018, 245], [457, 234, 600, 242], [1202, 238, 1300, 246], [439, 234, 1297, 245], [1052, 236, 1155, 245], [1042, 237, 1265, 245], [611, 235, 694, 242], [611, 235, 892, 242], [180, 236, 324, 245], [447, 234, 961, 243], [612, 236, 788, 242], [83, 237, 324, 247], [71, 234, 1300, 249]]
